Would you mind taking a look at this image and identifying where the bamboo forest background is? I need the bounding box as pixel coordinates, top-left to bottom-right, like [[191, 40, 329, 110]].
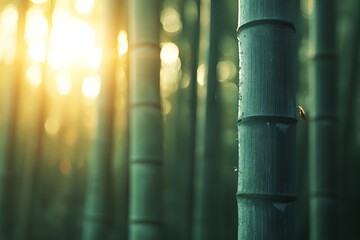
[[0, 0, 359, 239]]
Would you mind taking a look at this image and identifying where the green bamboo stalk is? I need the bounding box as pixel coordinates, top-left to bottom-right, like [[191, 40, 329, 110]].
[[15, 3, 53, 238], [0, 1, 27, 239], [128, 0, 163, 239], [164, 1, 200, 239], [82, 2, 118, 239], [237, 0, 297, 239], [112, 0, 130, 235], [112, 64, 129, 240], [309, 1, 338, 239], [192, 0, 222, 239], [338, 1, 360, 238]]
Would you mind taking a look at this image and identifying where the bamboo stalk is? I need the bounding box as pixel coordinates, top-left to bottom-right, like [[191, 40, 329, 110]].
[[192, 0, 222, 239], [309, 0, 338, 239], [128, 0, 163, 239], [237, 1, 297, 239], [0, 1, 27, 238], [82, 1, 118, 239]]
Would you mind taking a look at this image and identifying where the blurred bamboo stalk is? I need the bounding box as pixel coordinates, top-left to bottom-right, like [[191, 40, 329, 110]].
[[309, 0, 339, 239], [128, 0, 163, 239], [192, 0, 222, 239], [0, 0, 28, 239], [82, 1, 118, 239]]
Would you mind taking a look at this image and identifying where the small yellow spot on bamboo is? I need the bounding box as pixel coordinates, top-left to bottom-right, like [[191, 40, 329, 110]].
[[296, 106, 306, 120]]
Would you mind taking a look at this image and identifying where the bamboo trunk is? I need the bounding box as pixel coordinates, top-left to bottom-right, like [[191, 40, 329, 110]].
[[309, 0, 338, 239], [237, 1, 297, 239], [164, 1, 200, 239], [128, 0, 163, 239], [0, 1, 27, 238], [338, 1, 360, 238], [82, 2, 118, 239], [192, 0, 222, 239]]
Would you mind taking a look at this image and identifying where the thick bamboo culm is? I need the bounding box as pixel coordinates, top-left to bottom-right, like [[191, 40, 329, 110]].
[[237, 1, 297, 239]]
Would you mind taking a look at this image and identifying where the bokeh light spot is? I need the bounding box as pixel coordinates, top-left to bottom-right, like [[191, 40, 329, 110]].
[[161, 8, 182, 34], [217, 60, 236, 82], [197, 64, 206, 86], [25, 7, 48, 43], [82, 75, 101, 98], [117, 30, 128, 57], [26, 64, 42, 86], [28, 40, 47, 63], [160, 42, 179, 65], [56, 72, 72, 95], [1, 5, 18, 30], [75, 0, 95, 14]]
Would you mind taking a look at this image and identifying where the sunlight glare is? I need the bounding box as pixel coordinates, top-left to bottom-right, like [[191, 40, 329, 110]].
[[28, 40, 47, 63], [0, 38, 16, 64], [88, 45, 102, 69], [160, 58, 181, 97], [1, 5, 18, 31], [52, 7, 71, 25], [26, 64, 42, 86], [117, 30, 128, 56], [197, 64, 205, 86], [48, 17, 98, 69], [75, 0, 95, 14], [31, 0, 48, 4], [56, 72, 72, 95], [161, 8, 182, 34], [25, 8, 48, 43], [0, 5, 18, 64], [82, 75, 101, 98], [160, 42, 179, 65]]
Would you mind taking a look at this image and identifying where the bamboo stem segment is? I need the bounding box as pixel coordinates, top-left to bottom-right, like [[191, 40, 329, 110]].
[[309, 0, 338, 239], [237, 1, 297, 239], [128, 0, 163, 239]]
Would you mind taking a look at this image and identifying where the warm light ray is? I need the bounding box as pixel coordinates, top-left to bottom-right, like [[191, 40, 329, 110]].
[[0, 5, 18, 63], [48, 16, 99, 69], [28, 40, 47, 63], [117, 30, 128, 57], [75, 0, 95, 14], [56, 72, 72, 95], [26, 64, 42, 86], [1, 5, 18, 30], [25, 7, 48, 43], [88, 45, 102, 69], [82, 75, 101, 98]]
